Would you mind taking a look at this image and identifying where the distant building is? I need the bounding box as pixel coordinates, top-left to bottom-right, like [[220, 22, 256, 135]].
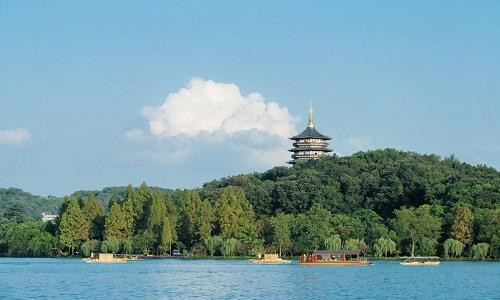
[[41, 213, 58, 222], [288, 105, 332, 164]]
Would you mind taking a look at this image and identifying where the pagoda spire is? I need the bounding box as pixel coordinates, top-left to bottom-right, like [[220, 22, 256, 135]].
[[307, 102, 314, 128]]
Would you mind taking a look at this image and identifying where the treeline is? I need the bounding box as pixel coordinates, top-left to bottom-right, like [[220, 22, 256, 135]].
[[0, 188, 61, 220], [0, 149, 498, 259]]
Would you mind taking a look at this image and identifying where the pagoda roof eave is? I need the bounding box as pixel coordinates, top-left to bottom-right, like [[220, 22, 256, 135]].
[[290, 127, 331, 140]]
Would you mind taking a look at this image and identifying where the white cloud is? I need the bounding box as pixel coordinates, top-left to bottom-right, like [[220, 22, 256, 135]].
[[129, 78, 297, 167], [142, 78, 295, 140], [346, 137, 371, 150], [124, 128, 145, 141], [0, 128, 31, 145]]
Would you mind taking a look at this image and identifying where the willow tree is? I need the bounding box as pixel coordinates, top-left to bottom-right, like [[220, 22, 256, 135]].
[[324, 235, 342, 251], [374, 237, 396, 257], [221, 238, 239, 257], [443, 238, 464, 258], [205, 235, 223, 256], [471, 243, 489, 260]]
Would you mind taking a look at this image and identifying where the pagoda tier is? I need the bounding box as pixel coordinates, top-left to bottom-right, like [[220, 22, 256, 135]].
[[287, 106, 332, 164]]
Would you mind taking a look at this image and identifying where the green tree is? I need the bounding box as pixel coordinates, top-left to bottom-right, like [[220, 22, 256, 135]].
[[271, 213, 292, 257], [28, 231, 56, 257], [221, 238, 239, 257], [133, 230, 155, 255], [205, 235, 223, 256], [145, 189, 168, 252], [332, 215, 364, 241], [374, 237, 396, 257], [178, 190, 201, 248], [80, 240, 101, 257], [443, 238, 464, 258], [344, 238, 367, 252], [471, 243, 490, 260], [82, 193, 105, 239], [4, 221, 55, 257], [3, 203, 25, 223], [417, 237, 438, 256], [161, 216, 175, 255], [474, 208, 499, 258], [104, 203, 133, 242], [123, 238, 134, 254], [393, 205, 442, 257], [135, 182, 152, 231], [306, 203, 333, 249], [216, 186, 256, 241], [324, 235, 342, 251], [196, 199, 214, 242], [58, 199, 89, 255], [108, 188, 120, 210], [451, 205, 473, 246], [101, 237, 120, 254]]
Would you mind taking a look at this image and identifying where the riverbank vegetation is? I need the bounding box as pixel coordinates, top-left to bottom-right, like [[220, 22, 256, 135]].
[[0, 149, 498, 259]]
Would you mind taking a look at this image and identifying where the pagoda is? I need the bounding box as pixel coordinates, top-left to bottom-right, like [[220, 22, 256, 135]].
[[288, 105, 332, 164]]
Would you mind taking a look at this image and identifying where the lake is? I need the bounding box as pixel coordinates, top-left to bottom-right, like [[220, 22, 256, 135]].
[[0, 258, 498, 299]]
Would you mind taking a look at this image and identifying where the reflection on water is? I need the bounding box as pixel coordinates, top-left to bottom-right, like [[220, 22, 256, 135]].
[[0, 259, 499, 299]]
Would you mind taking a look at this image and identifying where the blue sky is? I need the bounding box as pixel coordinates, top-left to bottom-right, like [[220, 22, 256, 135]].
[[1, 1, 499, 196]]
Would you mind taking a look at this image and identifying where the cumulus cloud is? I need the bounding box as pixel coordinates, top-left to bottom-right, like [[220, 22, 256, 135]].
[[346, 137, 371, 150], [142, 78, 295, 140], [128, 78, 297, 168], [0, 128, 31, 145]]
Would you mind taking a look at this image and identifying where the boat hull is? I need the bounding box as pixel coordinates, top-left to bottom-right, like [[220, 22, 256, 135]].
[[249, 259, 291, 264], [400, 261, 440, 266], [82, 258, 128, 263], [300, 261, 372, 266]]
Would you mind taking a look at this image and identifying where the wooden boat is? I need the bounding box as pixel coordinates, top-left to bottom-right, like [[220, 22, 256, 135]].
[[400, 256, 440, 266], [82, 253, 140, 263], [249, 253, 291, 264], [299, 250, 371, 266]]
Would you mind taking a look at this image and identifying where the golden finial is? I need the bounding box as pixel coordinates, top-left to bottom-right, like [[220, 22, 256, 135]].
[[307, 101, 314, 128]]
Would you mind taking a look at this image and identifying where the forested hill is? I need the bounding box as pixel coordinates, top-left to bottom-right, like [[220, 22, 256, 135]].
[[0, 186, 176, 221], [1, 148, 499, 258], [201, 148, 500, 219], [0, 188, 62, 220], [1, 148, 499, 221]]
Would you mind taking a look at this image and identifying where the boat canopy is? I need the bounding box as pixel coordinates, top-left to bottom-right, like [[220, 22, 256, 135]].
[[313, 250, 361, 256]]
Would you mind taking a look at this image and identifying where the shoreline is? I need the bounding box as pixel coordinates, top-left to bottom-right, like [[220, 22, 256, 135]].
[[0, 256, 498, 262]]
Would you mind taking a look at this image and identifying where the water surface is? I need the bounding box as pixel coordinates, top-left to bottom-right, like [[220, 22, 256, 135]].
[[0, 258, 498, 299]]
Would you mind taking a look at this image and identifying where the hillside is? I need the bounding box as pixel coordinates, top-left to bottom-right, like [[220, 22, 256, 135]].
[[1, 148, 498, 259], [200, 149, 500, 218], [0, 186, 179, 220], [0, 188, 62, 220]]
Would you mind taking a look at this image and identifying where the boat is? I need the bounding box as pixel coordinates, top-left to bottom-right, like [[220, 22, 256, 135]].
[[249, 253, 291, 264], [82, 253, 141, 263], [299, 250, 371, 266], [400, 256, 440, 266]]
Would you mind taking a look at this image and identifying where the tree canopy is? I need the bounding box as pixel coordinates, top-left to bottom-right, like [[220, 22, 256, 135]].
[[1, 149, 498, 259]]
